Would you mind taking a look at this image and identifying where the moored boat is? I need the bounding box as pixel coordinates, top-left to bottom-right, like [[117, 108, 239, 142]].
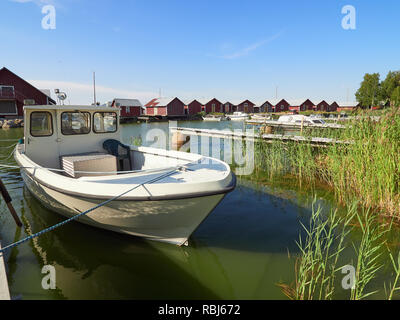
[[14, 105, 236, 246], [277, 114, 326, 124], [251, 114, 271, 120], [202, 115, 223, 121], [228, 112, 248, 121]]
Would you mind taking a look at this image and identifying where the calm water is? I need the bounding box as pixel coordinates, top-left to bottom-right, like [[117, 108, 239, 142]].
[[0, 122, 393, 299]]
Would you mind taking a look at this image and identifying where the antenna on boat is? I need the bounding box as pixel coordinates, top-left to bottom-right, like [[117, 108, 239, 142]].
[[93, 71, 97, 105], [54, 89, 67, 105]]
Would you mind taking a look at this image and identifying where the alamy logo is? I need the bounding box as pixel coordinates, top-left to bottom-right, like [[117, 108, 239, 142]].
[[143, 121, 255, 176], [341, 5, 356, 30], [41, 265, 56, 290], [341, 264, 355, 290], [41, 5, 56, 30]]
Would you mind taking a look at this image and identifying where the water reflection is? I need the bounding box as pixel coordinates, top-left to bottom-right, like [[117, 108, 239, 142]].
[[8, 172, 336, 300]]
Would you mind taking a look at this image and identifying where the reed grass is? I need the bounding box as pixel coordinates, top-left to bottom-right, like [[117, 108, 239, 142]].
[[278, 200, 355, 300], [251, 106, 400, 217], [350, 207, 389, 300], [386, 250, 400, 300], [278, 200, 395, 300], [260, 108, 400, 300]]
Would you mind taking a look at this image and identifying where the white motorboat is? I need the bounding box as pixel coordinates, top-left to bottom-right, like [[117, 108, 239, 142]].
[[202, 115, 223, 122], [228, 112, 248, 121], [251, 114, 271, 120], [14, 105, 236, 246], [277, 114, 326, 125]]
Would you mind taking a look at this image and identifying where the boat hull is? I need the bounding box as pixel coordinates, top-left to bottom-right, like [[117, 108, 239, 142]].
[[21, 169, 226, 246], [229, 117, 247, 121], [202, 117, 222, 121]]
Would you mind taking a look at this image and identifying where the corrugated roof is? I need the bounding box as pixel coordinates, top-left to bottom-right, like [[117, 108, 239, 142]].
[[182, 99, 193, 106], [286, 99, 313, 106], [40, 89, 52, 99], [145, 97, 181, 107], [222, 101, 237, 106], [113, 98, 143, 108]]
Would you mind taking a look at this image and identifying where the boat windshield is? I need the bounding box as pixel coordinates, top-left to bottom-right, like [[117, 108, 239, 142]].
[[94, 112, 117, 133]]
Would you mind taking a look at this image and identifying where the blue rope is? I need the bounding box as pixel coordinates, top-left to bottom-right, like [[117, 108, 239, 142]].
[[0, 167, 181, 254]]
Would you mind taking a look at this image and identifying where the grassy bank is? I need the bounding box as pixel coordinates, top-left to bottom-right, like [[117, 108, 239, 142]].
[[251, 107, 400, 217]]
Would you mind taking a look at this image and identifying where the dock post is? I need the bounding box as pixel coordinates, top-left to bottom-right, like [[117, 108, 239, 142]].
[[0, 178, 22, 227], [300, 117, 304, 134], [0, 242, 11, 300]]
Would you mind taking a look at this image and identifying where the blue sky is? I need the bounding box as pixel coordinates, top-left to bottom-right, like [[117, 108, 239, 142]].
[[1, 0, 400, 105]]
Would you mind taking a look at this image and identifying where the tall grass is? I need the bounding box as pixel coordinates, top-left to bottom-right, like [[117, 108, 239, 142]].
[[278, 200, 355, 300], [350, 207, 389, 300], [252, 107, 400, 217], [386, 250, 400, 300], [279, 200, 393, 300], [251, 108, 400, 299]]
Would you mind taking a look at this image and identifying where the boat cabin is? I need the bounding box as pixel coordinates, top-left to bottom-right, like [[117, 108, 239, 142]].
[[23, 105, 125, 175]]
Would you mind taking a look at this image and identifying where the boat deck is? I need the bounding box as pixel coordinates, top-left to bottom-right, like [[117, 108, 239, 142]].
[[0, 242, 10, 300]]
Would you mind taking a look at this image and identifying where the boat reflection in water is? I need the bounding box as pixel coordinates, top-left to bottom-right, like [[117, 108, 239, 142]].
[[11, 180, 317, 300]]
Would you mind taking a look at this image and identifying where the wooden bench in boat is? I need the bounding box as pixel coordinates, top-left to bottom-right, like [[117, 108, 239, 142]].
[[61, 152, 117, 178]]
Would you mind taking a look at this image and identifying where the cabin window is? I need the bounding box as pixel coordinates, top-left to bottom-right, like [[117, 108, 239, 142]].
[[30, 112, 53, 137], [93, 112, 117, 133], [61, 112, 91, 135]]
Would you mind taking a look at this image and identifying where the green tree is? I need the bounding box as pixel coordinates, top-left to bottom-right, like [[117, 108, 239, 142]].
[[391, 87, 400, 108], [355, 73, 382, 108], [381, 71, 400, 106]]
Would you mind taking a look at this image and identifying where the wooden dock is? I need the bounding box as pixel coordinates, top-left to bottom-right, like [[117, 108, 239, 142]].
[[246, 119, 346, 129], [0, 242, 10, 300], [170, 127, 353, 146]]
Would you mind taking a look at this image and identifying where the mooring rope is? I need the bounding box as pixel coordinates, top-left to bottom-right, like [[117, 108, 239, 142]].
[[0, 143, 18, 149], [0, 149, 17, 162], [0, 165, 186, 254]]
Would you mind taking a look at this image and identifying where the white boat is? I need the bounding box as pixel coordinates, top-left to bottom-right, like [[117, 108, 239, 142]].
[[14, 105, 236, 246], [228, 112, 248, 121], [202, 115, 223, 122], [277, 114, 326, 125], [251, 114, 271, 121]]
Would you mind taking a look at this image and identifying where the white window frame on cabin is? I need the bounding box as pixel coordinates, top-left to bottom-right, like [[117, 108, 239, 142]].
[[126, 106, 130, 114]]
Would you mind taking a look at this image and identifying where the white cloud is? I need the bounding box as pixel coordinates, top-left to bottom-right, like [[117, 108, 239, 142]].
[[219, 31, 284, 60], [28, 80, 158, 105], [10, 0, 57, 6]]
